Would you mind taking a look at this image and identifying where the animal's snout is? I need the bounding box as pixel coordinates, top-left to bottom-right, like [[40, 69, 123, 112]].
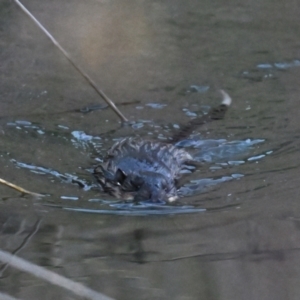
[[133, 182, 168, 204]]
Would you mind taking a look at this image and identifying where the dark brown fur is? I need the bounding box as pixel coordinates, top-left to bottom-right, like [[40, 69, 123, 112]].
[[94, 91, 231, 202]]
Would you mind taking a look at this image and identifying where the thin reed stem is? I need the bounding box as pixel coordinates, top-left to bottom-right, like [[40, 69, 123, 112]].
[[0, 178, 44, 197], [14, 0, 128, 123], [0, 250, 115, 300]]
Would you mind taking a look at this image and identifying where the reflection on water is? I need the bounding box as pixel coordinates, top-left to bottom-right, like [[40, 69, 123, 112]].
[[11, 159, 93, 191], [179, 173, 244, 198], [178, 138, 265, 162], [242, 58, 300, 82], [58, 204, 208, 216], [1, 0, 300, 299], [257, 59, 300, 70]]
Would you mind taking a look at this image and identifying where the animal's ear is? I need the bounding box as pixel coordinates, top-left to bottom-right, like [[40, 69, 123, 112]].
[[115, 169, 127, 184]]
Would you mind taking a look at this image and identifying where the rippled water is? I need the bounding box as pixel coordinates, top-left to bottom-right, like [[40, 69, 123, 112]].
[[5, 117, 266, 215], [1, 0, 300, 299]]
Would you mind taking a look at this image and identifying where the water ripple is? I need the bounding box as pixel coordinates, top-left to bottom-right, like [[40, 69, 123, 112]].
[[11, 159, 93, 191]]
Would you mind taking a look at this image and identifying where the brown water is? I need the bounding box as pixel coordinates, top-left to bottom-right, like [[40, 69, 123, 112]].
[[1, 0, 300, 299]]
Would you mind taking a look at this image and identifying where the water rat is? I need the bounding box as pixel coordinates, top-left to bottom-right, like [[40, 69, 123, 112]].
[[94, 90, 231, 203]]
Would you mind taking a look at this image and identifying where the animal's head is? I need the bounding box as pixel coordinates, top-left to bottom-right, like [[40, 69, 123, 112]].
[[94, 166, 178, 203], [132, 171, 178, 203]]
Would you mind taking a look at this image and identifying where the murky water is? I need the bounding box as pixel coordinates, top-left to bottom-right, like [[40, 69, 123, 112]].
[[1, 0, 300, 299]]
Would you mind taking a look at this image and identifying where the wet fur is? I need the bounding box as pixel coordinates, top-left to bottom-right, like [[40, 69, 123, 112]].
[[94, 90, 232, 202], [94, 138, 192, 202]]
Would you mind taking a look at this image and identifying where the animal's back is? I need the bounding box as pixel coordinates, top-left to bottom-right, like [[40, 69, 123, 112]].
[[105, 138, 192, 178]]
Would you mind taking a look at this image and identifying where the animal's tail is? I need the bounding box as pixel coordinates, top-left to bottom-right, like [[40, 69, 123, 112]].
[[171, 90, 232, 143]]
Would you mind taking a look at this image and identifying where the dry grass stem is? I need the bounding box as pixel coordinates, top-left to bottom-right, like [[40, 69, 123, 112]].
[[0, 250, 115, 300], [0, 291, 20, 300], [0, 178, 44, 197]]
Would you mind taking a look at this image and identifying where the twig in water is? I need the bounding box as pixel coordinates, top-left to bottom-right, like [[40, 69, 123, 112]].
[[0, 291, 20, 300], [0, 218, 42, 276], [0, 250, 115, 300], [0, 178, 44, 198], [14, 0, 128, 123]]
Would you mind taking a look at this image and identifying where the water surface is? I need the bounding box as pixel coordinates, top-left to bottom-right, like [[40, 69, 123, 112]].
[[1, 0, 300, 299]]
